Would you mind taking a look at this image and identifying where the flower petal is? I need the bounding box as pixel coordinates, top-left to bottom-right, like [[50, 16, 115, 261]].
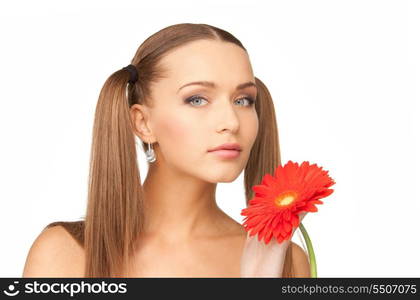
[[264, 230, 273, 244], [283, 222, 292, 232], [252, 185, 272, 197], [284, 210, 291, 221], [291, 214, 300, 227]]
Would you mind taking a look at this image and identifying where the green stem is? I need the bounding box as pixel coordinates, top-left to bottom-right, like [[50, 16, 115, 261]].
[[298, 222, 317, 278]]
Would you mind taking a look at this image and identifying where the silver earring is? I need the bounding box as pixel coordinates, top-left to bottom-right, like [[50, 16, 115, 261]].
[[145, 142, 156, 163]]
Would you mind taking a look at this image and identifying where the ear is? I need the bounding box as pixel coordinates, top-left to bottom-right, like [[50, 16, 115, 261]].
[[129, 104, 156, 143]]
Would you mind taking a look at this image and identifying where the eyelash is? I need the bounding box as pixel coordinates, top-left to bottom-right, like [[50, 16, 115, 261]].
[[184, 95, 256, 107]]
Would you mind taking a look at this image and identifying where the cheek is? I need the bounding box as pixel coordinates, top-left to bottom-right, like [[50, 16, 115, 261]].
[[161, 116, 188, 139], [243, 113, 259, 146], [155, 114, 203, 158]]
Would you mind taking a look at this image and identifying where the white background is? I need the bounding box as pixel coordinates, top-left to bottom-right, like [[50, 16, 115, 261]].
[[0, 0, 419, 277]]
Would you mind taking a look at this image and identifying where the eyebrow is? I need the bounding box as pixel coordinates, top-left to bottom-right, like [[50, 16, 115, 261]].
[[177, 81, 257, 93]]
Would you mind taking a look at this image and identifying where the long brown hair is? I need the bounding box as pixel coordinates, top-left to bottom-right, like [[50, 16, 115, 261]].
[[46, 23, 297, 277]]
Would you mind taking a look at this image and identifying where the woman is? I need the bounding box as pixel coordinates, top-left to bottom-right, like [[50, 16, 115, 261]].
[[22, 23, 311, 278]]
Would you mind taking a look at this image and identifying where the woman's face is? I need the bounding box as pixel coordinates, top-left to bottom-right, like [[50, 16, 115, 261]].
[[134, 39, 259, 183]]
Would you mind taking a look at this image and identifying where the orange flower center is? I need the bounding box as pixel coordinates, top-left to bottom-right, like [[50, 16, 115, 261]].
[[274, 191, 298, 207]]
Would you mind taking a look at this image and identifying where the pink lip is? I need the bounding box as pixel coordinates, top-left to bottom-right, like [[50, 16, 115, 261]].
[[209, 149, 241, 159], [208, 142, 242, 152]]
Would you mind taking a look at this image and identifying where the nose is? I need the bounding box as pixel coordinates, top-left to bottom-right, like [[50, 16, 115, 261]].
[[215, 99, 240, 134]]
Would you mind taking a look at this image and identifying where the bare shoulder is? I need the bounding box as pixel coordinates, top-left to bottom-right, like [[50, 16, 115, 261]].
[[290, 241, 311, 277], [22, 224, 85, 277]]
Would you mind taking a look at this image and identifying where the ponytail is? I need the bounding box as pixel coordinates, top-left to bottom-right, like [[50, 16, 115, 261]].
[[84, 68, 144, 277]]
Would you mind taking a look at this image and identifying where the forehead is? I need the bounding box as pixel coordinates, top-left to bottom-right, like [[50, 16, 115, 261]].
[[157, 40, 255, 90]]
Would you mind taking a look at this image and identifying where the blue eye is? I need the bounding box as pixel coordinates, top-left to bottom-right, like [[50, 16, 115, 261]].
[[184, 95, 208, 106], [184, 95, 256, 107], [235, 97, 256, 106]]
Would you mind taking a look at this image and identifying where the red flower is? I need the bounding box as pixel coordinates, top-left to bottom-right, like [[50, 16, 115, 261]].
[[241, 160, 335, 245]]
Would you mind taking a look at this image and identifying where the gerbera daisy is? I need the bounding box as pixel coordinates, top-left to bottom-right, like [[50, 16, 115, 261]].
[[241, 160, 335, 245]]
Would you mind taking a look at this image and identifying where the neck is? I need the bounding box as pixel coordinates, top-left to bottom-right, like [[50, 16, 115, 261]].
[[141, 162, 228, 243]]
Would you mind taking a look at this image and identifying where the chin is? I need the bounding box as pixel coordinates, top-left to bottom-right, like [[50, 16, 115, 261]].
[[206, 171, 241, 183]]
